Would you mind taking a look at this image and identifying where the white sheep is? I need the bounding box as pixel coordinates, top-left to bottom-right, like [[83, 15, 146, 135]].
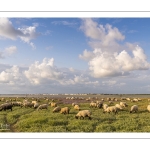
[[103, 104, 108, 110], [49, 102, 57, 107], [34, 103, 39, 109], [60, 107, 70, 114], [75, 110, 92, 120], [130, 105, 138, 113], [90, 102, 97, 108], [52, 106, 61, 113], [115, 104, 123, 110], [74, 104, 80, 111], [147, 105, 150, 112], [37, 104, 48, 111], [103, 106, 118, 114], [120, 102, 128, 107]]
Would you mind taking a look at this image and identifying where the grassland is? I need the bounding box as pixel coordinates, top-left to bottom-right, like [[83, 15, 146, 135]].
[[0, 94, 150, 132]]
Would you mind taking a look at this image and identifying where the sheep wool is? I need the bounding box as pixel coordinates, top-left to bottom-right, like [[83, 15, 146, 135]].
[[103, 106, 118, 114], [147, 105, 150, 112], [60, 107, 70, 114], [75, 110, 92, 120], [130, 105, 138, 113], [53, 106, 61, 113], [74, 104, 80, 111]]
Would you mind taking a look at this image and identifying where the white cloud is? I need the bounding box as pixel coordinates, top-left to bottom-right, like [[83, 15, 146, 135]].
[[5, 46, 17, 55], [24, 58, 65, 85], [0, 18, 39, 49], [79, 18, 150, 78], [80, 18, 125, 53], [0, 65, 22, 84]]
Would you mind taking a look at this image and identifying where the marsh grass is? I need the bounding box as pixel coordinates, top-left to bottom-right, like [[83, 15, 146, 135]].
[[1, 97, 150, 132]]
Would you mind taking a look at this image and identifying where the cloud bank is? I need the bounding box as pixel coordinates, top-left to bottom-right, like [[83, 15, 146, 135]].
[[79, 18, 150, 78]]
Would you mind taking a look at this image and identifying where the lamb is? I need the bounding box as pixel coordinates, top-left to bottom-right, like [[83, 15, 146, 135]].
[[147, 105, 150, 112], [120, 102, 128, 107], [130, 105, 138, 113], [103, 106, 118, 114], [74, 104, 80, 111], [37, 104, 48, 111], [52, 106, 61, 113], [75, 110, 92, 120], [60, 107, 70, 114]]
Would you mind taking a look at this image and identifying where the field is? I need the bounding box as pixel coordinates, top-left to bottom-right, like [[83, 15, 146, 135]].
[[0, 94, 150, 132]]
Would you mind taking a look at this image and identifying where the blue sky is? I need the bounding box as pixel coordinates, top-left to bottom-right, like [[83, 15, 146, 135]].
[[0, 17, 150, 94]]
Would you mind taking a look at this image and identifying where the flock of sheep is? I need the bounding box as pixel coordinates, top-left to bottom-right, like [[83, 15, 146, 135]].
[[0, 96, 150, 120]]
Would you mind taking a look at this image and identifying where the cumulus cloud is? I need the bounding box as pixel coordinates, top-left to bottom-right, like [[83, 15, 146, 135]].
[[0, 18, 39, 49], [79, 18, 150, 78], [80, 18, 125, 52], [24, 58, 65, 85], [0, 65, 22, 84]]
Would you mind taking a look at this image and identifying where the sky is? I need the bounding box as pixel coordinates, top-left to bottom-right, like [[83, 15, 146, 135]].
[[0, 17, 150, 94]]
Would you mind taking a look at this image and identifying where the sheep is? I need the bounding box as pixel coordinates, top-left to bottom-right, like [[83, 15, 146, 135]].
[[12, 101, 23, 107], [52, 106, 61, 113], [60, 107, 70, 114], [103, 104, 108, 110], [75, 110, 92, 120], [74, 104, 80, 111], [120, 102, 128, 107], [147, 105, 150, 112], [103, 106, 118, 114], [49, 102, 57, 107], [115, 104, 123, 110], [90, 102, 97, 108], [0, 103, 13, 111], [23, 102, 34, 108], [72, 103, 78, 106], [34, 103, 39, 109], [130, 105, 138, 113], [31, 101, 37, 105], [37, 104, 48, 111], [97, 102, 103, 109]]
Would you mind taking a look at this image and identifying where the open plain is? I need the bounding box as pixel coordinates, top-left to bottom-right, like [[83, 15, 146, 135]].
[[0, 94, 150, 132]]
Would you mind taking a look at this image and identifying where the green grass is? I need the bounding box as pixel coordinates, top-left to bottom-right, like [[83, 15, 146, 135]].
[[1, 97, 150, 132]]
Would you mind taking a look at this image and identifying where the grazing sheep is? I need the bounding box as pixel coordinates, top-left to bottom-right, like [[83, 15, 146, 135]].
[[75, 110, 92, 120], [103, 106, 118, 114], [103, 104, 108, 110], [72, 103, 78, 106], [74, 104, 80, 111], [147, 105, 150, 112], [34, 103, 39, 109], [23, 102, 34, 108], [60, 107, 70, 114], [49, 102, 57, 107], [115, 104, 123, 110], [31, 101, 37, 105], [90, 102, 97, 108], [97, 102, 103, 109], [52, 106, 61, 113], [130, 105, 138, 113], [120, 102, 128, 107], [37, 104, 48, 111], [0, 103, 13, 111], [12, 101, 23, 107]]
